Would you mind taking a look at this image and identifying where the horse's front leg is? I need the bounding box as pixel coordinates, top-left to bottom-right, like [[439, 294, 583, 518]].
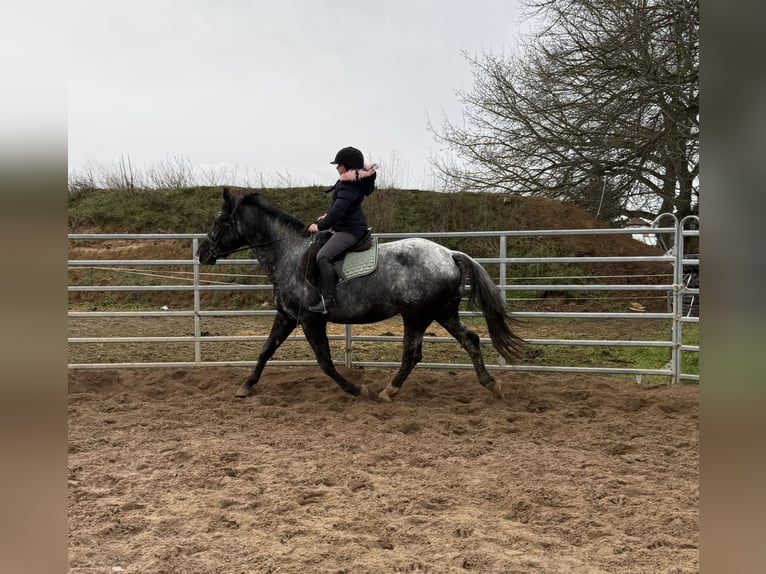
[[301, 320, 369, 398], [236, 311, 297, 398]]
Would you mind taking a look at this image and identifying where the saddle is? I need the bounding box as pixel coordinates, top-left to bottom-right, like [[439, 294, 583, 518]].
[[303, 228, 378, 287], [340, 227, 374, 254]]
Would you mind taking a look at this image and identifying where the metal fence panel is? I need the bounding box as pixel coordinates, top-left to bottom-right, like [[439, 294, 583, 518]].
[[68, 215, 699, 383]]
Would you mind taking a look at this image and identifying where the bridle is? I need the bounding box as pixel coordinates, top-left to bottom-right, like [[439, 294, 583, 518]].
[[205, 205, 251, 259], [205, 205, 309, 260]]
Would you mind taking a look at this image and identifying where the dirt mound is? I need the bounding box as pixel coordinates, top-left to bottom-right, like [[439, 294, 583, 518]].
[[68, 367, 698, 573], [69, 195, 661, 260]]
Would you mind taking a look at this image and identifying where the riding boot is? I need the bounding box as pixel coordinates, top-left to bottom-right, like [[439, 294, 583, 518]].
[[308, 257, 337, 313]]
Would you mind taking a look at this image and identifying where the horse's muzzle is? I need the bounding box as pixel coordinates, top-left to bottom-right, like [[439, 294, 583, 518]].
[[197, 240, 217, 265]]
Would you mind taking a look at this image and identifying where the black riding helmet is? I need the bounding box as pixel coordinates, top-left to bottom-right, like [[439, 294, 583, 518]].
[[330, 146, 364, 170]]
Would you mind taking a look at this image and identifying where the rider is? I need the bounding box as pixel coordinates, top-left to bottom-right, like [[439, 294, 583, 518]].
[[307, 146, 377, 313]]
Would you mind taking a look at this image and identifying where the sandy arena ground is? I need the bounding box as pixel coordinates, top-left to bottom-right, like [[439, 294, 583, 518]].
[[68, 366, 698, 573]]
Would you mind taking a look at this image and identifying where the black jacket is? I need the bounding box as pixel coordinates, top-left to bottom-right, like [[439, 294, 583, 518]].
[[317, 173, 375, 238]]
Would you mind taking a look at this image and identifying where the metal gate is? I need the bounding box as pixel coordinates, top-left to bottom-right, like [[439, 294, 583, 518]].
[[68, 214, 699, 383]]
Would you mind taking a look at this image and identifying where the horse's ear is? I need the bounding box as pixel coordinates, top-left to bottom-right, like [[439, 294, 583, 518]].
[[223, 187, 232, 202]]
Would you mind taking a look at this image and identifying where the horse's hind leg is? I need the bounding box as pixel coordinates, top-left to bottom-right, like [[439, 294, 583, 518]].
[[378, 317, 430, 402], [236, 311, 296, 398], [302, 321, 369, 398], [437, 313, 504, 399]]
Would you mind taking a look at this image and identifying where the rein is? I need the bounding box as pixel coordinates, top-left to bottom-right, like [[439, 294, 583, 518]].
[[206, 235, 304, 260], [206, 214, 310, 260]]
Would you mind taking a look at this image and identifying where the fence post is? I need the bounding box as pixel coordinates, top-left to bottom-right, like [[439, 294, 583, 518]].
[[670, 219, 683, 384], [652, 213, 681, 384], [193, 238, 202, 364], [499, 235, 507, 304], [344, 325, 353, 368], [678, 215, 700, 383], [498, 234, 507, 367]]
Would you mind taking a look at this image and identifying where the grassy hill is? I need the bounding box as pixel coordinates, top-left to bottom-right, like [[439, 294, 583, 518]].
[[67, 185, 660, 258]]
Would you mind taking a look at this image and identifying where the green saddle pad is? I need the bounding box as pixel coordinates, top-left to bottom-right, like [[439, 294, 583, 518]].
[[337, 238, 378, 284]]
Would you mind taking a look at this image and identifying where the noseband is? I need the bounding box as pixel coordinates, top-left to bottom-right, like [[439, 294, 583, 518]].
[[205, 207, 249, 259]]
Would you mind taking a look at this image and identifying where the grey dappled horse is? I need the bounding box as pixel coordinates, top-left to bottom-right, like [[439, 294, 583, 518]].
[[197, 189, 523, 401]]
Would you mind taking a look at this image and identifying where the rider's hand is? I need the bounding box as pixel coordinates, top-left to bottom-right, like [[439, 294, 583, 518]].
[[308, 223, 319, 233]]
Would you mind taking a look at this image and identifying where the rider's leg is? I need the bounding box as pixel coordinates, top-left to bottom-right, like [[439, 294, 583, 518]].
[[308, 231, 358, 313], [308, 256, 337, 313]]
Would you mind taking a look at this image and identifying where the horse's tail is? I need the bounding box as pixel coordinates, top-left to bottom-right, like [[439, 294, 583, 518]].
[[452, 252, 525, 362]]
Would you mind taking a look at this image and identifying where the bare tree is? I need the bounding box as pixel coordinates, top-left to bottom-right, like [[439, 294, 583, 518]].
[[432, 0, 699, 222], [147, 155, 195, 190], [373, 149, 411, 191]]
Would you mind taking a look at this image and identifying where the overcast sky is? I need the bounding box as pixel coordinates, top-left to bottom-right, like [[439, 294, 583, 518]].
[[69, 0, 529, 190]]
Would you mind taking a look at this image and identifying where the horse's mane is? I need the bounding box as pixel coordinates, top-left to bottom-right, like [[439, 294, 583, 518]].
[[240, 192, 306, 234]]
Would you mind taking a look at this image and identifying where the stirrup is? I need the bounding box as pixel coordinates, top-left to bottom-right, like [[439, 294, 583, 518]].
[[308, 295, 334, 314]]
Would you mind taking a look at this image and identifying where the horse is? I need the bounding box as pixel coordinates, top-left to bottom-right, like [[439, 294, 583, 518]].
[[197, 188, 524, 401]]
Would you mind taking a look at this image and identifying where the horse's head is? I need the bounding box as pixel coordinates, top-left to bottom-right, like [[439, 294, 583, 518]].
[[197, 188, 247, 265]]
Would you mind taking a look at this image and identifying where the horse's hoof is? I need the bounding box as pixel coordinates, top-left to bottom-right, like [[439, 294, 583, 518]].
[[377, 385, 398, 402], [235, 384, 252, 398], [357, 385, 370, 399], [487, 380, 504, 400]]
